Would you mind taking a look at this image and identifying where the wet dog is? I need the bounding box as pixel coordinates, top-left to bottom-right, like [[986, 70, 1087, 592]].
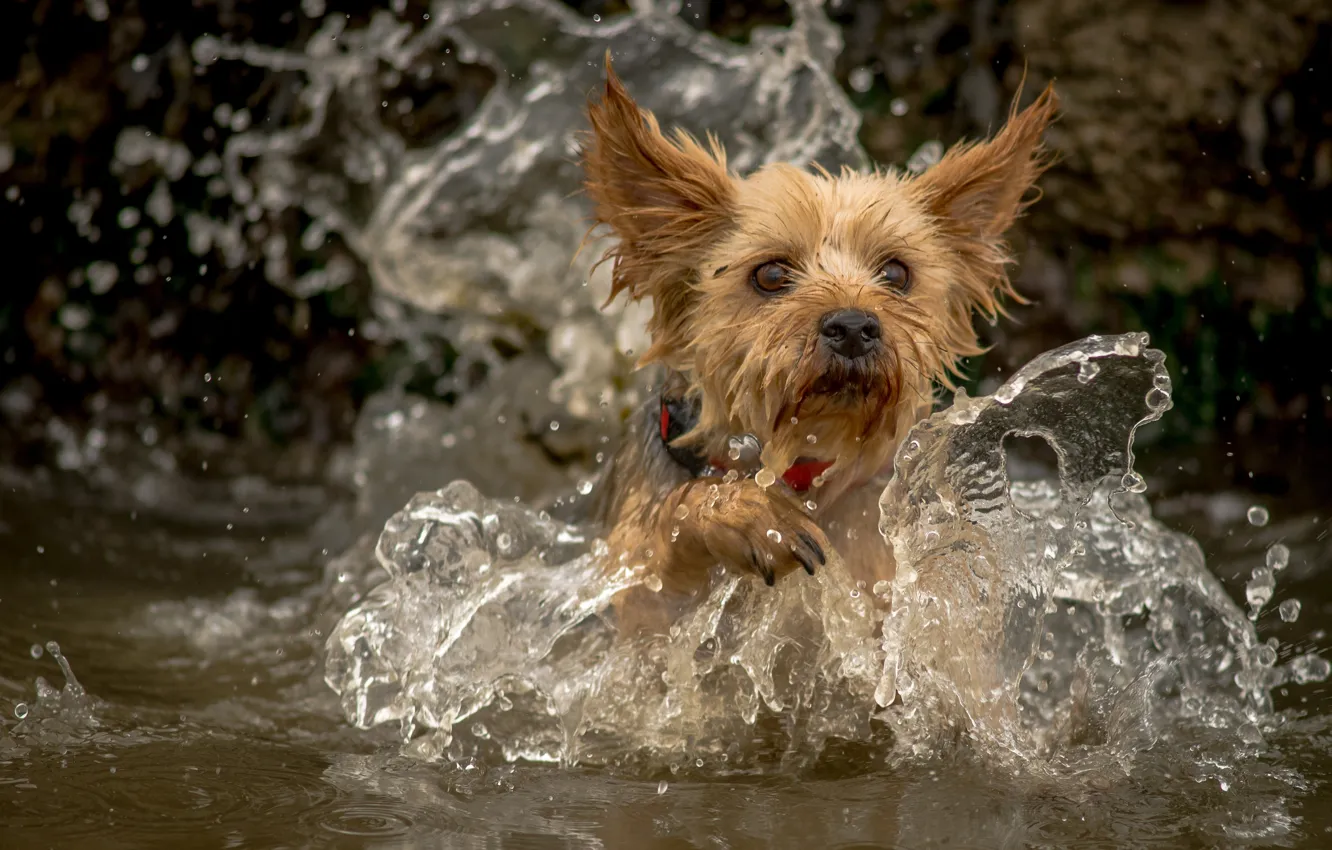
[[582, 56, 1057, 633]]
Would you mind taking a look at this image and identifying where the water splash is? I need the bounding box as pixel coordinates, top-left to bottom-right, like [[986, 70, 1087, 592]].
[[196, 0, 864, 428], [324, 333, 1326, 777], [1, 642, 103, 754]]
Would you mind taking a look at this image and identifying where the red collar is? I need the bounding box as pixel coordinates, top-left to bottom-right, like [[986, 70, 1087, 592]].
[[773, 458, 835, 492], [658, 396, 833, 493]]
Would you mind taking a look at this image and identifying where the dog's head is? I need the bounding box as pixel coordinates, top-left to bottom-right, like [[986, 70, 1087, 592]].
[[582, 56, 1058, 490]]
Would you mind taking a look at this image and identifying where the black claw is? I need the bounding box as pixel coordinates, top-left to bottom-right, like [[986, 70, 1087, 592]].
[[750, 550, 776, 586], [798, 532, 827, 565]]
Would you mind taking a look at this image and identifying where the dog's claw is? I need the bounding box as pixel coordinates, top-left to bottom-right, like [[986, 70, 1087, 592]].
[[750, 550, 776, 586], [695, 477, 830, 586], [798, 532, 826, 566]]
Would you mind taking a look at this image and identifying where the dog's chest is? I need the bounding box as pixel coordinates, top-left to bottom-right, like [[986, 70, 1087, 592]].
[[818, 480, 896, 588]]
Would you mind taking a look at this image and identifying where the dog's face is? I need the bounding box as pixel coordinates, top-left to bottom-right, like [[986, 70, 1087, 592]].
[[583, 59, 1058, 490]]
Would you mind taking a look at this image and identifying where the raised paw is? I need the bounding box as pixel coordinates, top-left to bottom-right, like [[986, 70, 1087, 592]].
[[679, 477, 830, 585]]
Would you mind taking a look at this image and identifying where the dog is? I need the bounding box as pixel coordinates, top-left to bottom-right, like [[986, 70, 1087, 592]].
[[582, 55, 1058, 634]]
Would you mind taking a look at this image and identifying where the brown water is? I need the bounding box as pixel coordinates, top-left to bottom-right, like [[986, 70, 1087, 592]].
[[2, 437, 1330, 850]]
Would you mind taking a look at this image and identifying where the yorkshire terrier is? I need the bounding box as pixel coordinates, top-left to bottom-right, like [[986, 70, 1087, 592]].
[[583, 56, 1058, 633]]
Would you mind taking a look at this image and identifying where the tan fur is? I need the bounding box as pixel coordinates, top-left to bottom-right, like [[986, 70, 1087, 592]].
[[583, 55, 1058, 635]]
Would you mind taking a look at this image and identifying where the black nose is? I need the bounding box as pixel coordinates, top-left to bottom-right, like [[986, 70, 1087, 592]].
[[819, 310, 881, 359]]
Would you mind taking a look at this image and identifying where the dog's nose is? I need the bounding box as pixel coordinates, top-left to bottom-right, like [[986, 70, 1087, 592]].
[[819, 310, 881, 359]]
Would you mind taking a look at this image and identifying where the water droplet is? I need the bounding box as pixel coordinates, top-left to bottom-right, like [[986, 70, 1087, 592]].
[[727, 434, 760, 465], [1279, 599, 1301, 623], [657, 780, 668, 794], [577, 479, 594, 495], [847, 66, 873, 93], [1237, 722, 1264, 745], [1266, 543, 1290, 571], [1290, 653, 1331, 684], [13, 702, 28, 719], [766, 529, 782, 544], [1120, 471, 1146, 493], [754, 468, 777, 489], [131, 54, 150, 72], [890, 97, 908, 116], [496, 532, 513, 551], [673, 504, 689, 520], [29, 644, 42, 659], [59, 304, 92, 331], [1245, 567, 1275, 614], [645, 574, 663, 593], [1247, 505, 1270, 527], [549, 420, 560, 431], [1077, 360, 1101, 384], [804, 500, 817, 511], [806, 434, 817, 444]]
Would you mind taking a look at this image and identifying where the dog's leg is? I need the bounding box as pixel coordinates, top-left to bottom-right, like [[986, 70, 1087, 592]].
[[594, 401, 830, 634]]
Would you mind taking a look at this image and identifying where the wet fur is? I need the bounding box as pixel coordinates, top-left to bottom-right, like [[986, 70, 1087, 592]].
[[583, 56, 1058, 635]]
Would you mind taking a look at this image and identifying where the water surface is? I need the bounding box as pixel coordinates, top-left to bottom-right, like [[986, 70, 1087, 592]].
[[2, 427, 1329, 849]]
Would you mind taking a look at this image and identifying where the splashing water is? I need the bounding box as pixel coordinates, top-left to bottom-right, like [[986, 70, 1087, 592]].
[[44, 0, 873, 520], [324, 333, 1327, 782], [20, 0, 1318, 792], [193, 0, 863, 434], [1, 642, 103, 754], [8, 1, 1329, 845]]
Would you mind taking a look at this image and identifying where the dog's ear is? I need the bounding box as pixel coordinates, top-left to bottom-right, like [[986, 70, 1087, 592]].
[[912, 82, 1059, 321], [582, 54, 735, 330]]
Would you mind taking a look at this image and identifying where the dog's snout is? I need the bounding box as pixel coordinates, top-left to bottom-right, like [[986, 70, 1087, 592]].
[[819, 310, 881, 359]]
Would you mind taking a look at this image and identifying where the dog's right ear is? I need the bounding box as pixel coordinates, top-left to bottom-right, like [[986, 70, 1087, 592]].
[[582, 53, 735, 314]]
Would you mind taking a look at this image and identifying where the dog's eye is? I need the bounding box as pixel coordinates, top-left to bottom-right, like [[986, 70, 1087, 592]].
[[879, 259, 911, 292], [751, 261, 792, 294]]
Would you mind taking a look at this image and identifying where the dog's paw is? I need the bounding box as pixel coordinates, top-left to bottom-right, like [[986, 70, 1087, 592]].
[[683, 478, 830, 585]]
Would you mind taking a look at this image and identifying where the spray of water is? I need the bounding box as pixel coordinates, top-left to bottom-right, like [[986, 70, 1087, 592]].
[[323, 333, 1327, 781]]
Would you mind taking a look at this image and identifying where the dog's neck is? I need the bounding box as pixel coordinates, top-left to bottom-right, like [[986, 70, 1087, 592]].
[[657, 392, 834, 492], [656, 387, 895, 501]]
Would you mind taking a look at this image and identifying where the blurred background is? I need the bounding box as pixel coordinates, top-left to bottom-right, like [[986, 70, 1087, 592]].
[[1, 0, 1328, 499]]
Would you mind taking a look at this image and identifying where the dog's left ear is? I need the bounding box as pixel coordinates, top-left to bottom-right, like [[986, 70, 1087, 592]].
[[582, 54, 735, 355], [912, 82, 1060, 320]]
